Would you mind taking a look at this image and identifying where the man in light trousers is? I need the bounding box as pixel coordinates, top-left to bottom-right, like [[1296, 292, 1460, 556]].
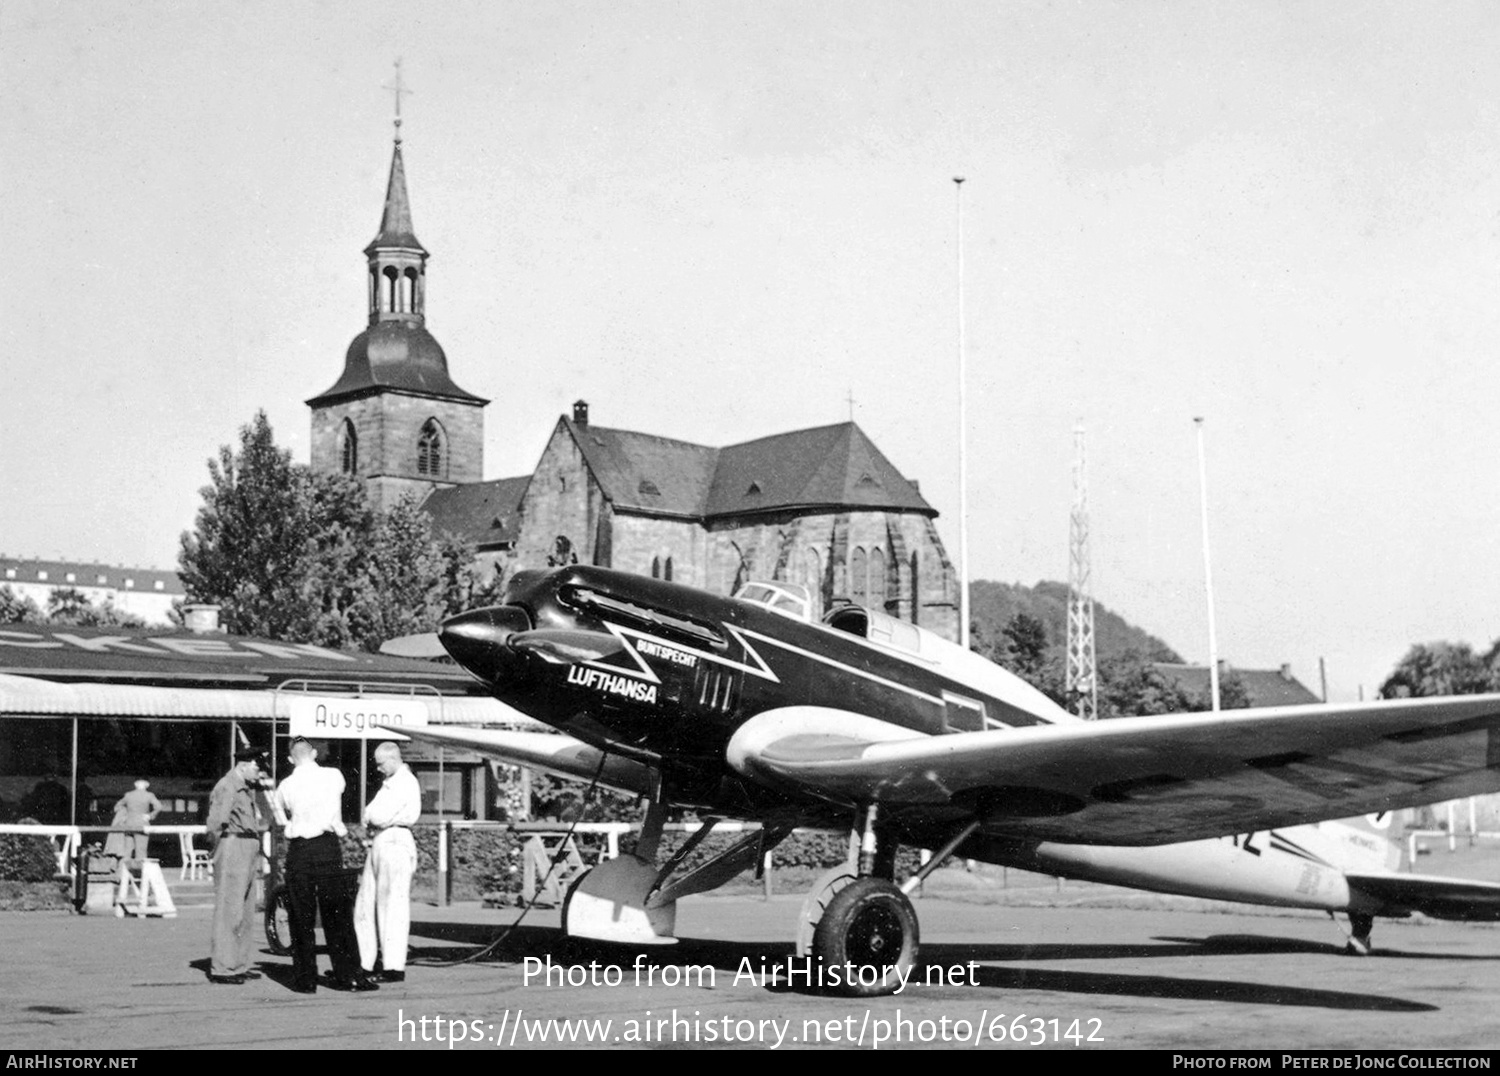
[[355, 742, 421, 982]]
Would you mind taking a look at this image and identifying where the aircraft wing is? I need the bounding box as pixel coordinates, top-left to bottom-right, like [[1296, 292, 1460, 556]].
[[391, 724, 655, 798], [1345, 872, 1500, 922], [726, 696, 1500, 846]]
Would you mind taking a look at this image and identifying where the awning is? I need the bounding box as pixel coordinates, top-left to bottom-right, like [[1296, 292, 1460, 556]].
[[0, 673, 540, 727]]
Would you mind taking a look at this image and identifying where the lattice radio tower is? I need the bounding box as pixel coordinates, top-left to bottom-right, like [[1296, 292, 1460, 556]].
[[1066, 421, 1099, 720]]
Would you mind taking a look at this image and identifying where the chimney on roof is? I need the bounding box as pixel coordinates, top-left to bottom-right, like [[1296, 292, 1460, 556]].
[[1280, 663, 1292, 681], [1216, 658, 1229, 677], [183, 604, 222, 634], [573, 399, 589, 426], [909, 479, 919, 493]]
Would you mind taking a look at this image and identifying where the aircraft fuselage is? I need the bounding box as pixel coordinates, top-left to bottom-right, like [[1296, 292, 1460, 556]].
[[441, 565, 1065, 815]]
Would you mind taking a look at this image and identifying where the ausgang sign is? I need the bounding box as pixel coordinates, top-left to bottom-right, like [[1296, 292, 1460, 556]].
[[287, 697, 431, 740]]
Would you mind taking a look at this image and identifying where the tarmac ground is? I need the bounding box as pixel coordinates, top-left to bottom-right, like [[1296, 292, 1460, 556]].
[[3, 864, 1500, 1052]]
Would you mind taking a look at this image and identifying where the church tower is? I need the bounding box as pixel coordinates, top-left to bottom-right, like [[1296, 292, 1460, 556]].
[[307, 95, 487, 512]]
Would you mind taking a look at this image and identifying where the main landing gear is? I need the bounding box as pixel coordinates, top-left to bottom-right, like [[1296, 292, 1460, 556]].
[[1333, 911, 1376, 956], [797, 809, 982, 997], [558, 797, 971, 998], [795, 804, 921, 997]]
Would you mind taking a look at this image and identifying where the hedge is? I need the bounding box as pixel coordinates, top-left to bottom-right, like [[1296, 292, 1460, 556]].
[[2, 824, 918, 894], [0, 832, 59, 883]]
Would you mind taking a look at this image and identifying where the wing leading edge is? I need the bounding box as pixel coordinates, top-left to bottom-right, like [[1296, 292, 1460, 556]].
[[729, 696, 1500, 846], [391, 724, 655, 798]]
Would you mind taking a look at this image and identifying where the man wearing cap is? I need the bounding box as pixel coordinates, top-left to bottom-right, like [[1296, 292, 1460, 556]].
[[355, 742, 421, 982], [205, 749, 271, 985], [273, 737, 376, 994], [114, 778, 163, 861]]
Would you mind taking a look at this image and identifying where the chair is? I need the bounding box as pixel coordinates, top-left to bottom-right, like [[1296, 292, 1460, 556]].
[[179, 831, 212, 881]]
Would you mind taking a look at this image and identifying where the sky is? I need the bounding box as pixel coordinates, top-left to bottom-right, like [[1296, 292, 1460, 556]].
[[3, 0, 1499, 702]]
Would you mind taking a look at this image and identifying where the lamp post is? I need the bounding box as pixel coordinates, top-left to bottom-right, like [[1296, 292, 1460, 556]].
[[955, 176, 969, 650], [1194, 417, 1221, 711]]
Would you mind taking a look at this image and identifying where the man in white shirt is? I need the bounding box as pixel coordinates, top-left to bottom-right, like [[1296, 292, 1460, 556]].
[[355, 742, 422, 982], [273, 737, 376, 994]]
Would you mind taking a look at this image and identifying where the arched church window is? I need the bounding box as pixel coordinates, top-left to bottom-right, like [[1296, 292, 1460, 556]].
[[417, 419, 445, 477], [340, 419, 358, 475], [850, 547, 868, 605], [801, 547, 822, 618], [651, 556, 661, 579], [870, 547, 887, 609], [664, 556, 673, 582], [909, 552, 920, 624]]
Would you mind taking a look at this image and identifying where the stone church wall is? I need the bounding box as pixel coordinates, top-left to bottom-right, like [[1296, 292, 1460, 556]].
[[509, 424, 606, 570]]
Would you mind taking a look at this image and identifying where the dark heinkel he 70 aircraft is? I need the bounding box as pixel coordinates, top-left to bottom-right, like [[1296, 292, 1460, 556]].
[[395, 565, 1500, 996]]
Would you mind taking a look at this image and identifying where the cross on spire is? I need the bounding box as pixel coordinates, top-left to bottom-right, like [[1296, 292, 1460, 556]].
[[383, 58, 412, 143]]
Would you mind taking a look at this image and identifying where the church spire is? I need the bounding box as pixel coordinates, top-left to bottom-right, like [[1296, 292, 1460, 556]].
[[363, 60, 426, 324], [367, 141, 426, 256]]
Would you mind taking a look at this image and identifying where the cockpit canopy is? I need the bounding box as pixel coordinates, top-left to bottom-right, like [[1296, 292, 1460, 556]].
[[734, 581, 923, 655], [733, 581, 814, 622]]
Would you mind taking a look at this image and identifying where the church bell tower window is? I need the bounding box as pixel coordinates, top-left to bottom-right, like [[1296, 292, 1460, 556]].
[[340, 419, 358, 475], [418, 419, 445, 477]]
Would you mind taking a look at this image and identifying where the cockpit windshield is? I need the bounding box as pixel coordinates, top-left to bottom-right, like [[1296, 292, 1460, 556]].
[[733, 581, 814, 622]]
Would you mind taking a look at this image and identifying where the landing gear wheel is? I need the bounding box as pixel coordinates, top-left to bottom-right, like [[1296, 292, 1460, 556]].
[[796, 865, 856, 957], [812, 877, 919, 997], [264, 884, 291, 956]]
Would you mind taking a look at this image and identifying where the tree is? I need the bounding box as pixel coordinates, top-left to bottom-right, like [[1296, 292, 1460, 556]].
[[179, 411, 327, 641], [0, 586, 41, 624], [1380, 642, 1495, 698], [435, 533, 507, 618], [1098, 650, 1197, 718], [43, 588, 145, 628], [179, 412, 492, 651], [1001, 612, 1048, 680], [354, 494, 443, 648]]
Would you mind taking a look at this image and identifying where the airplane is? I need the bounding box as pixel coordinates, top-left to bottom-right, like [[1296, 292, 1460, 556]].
[[389, 564, 1500, 996]]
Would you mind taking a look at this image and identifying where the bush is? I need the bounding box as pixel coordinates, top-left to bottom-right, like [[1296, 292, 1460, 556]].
[[0, 880, 70, 911], [413, 825, 522, 898], [0, 832, 59, 883]]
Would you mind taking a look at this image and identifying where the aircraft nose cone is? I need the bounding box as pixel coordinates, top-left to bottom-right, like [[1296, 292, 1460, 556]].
[[439, 605, 534, 679]]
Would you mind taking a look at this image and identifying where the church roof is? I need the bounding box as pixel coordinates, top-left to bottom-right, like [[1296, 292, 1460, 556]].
[[305, 321, 488, 406], [560, 418, 934, 521], [422, 477, 530, 550], [706, 423, 934, 517], [566, 421, 720, 519], [1152, 663, 1322, 708], [364, 141, 426, 255]]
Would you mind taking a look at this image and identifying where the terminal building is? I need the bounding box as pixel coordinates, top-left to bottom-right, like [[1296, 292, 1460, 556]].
[[0, 557, 184, 626]]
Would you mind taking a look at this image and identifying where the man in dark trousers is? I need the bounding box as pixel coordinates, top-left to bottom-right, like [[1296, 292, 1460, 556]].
[[205, 749, 270, 985], [271, 737, 376, 994]]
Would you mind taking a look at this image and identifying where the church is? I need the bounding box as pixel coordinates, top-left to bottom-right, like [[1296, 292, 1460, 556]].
[[307, 130, 960, 638]]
